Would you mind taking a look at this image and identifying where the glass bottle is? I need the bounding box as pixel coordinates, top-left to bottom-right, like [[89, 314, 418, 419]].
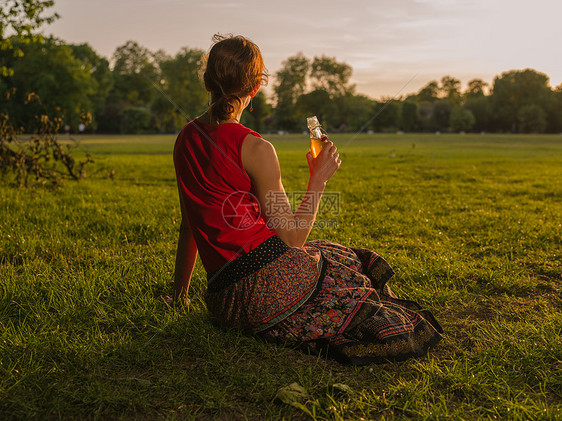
[[307, 116, 326, 158]]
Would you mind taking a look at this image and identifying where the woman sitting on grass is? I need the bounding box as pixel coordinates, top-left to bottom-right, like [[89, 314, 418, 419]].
[[172, 34, 443, 365]]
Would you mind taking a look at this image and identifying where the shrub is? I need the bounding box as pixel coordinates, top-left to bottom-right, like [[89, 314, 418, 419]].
[[0, 92, 93, 186]]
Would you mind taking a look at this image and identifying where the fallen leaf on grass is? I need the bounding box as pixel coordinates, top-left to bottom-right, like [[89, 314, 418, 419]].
[[274, 383, 309, 407], [331, 383, 353, 396]]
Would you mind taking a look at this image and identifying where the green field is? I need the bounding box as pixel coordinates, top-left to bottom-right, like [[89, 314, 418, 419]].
[[1, 133, 561, 420]]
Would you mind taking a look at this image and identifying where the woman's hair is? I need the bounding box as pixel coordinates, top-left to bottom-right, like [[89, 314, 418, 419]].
[[201, 34, 268, 124]]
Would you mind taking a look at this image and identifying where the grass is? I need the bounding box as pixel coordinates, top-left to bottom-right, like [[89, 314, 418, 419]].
[[1, 132, 561, 420]]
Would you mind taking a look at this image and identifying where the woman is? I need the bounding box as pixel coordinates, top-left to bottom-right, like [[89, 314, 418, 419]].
[[173, 34, 442, 365]]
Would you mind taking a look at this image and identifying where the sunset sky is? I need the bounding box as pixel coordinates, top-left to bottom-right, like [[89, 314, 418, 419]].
[[46, 0, 562, 99]]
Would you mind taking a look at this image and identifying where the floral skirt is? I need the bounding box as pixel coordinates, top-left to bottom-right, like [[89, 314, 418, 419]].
[[205, 236, 443, 365]]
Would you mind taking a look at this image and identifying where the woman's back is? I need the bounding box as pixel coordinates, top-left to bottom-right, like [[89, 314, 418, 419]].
[[173, 119, 275, 273]]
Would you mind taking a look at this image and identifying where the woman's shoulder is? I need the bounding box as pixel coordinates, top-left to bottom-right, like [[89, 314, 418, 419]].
[[241, 133, 277, 174], [243, 132, 272, 151], [176, 118, 202, 138]]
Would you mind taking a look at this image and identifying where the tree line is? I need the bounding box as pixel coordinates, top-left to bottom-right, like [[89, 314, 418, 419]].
[[2, 31, 562, 134], [273, 55, 562, 134]]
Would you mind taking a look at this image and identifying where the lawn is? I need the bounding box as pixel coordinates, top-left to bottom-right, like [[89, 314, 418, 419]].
[[1, 133, 561, 420]]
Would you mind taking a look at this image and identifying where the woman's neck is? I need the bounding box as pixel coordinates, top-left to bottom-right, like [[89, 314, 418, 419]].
[[228, 98, 249, 123], [197, 113, 239, 125], [199, 95, 250, 125], [225, 112, 241, 124]]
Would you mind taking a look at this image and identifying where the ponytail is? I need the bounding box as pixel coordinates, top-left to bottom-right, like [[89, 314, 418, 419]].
[[207, 94, 241, 124]]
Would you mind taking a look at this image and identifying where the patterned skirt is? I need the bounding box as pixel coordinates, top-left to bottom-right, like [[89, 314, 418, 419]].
[[205, 236, 443, 365]]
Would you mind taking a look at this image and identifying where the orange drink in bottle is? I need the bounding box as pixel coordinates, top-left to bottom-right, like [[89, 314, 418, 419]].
[[307, 116, 325, 158]]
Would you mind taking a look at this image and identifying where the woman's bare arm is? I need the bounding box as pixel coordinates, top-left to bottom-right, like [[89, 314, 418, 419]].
[[242, 135, 340, 248], [173, 186, 198, 305]]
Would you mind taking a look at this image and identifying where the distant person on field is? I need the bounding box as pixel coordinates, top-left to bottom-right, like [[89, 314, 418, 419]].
[[172, 34, 443, 364]]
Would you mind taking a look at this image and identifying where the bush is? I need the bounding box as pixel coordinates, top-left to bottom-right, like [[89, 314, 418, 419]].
[[0, 92, 93, 186]]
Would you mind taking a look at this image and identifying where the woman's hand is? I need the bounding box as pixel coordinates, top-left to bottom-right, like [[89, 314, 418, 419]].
[[163, 294, 191, 307], [306, 136, 341, 186]]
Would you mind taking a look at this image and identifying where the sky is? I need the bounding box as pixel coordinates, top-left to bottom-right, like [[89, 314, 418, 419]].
[[45, 0, 562, 99]]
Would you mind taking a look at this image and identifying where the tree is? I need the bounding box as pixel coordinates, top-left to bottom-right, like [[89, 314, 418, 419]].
[[401, 101, 419, 132], [155, 47, 207, 132], [517, 104, 546, 133], [450, 107, 475, 132], [110, 41, 158, 106], [69, 43, 113, 131], [296, 89, 333, 129], [418, 101, 434, 131], [490, 68, 551, 132], [440, 76, 461, 106], [552, 84, 562, 132], [273, 53, 310, 131], [371, 100, 401, 132], [241, 91, 272, 133], [4, 37, 97, 130], [149, 96, 176, 133], [103, 41, 162, 132], [543, 84, 562, 133], [464, 79, 488, 99], [310, 55, 354, 98], [99, 102, 126, 133], [417, 81, 439, 102], [430, 101, 452, 131], [329, 93, 374, 132], [0, 0, 59, 76], [464, 95, 493, 132]]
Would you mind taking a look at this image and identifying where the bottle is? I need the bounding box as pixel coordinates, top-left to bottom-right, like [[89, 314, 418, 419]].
[[307, 116, 325, 158]]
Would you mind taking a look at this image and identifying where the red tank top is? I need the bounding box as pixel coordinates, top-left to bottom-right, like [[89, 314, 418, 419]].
[[173, 119, 276, 273]]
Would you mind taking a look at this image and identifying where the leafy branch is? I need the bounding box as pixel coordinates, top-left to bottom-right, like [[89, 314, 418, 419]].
[[0, 90, 93, 186]]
